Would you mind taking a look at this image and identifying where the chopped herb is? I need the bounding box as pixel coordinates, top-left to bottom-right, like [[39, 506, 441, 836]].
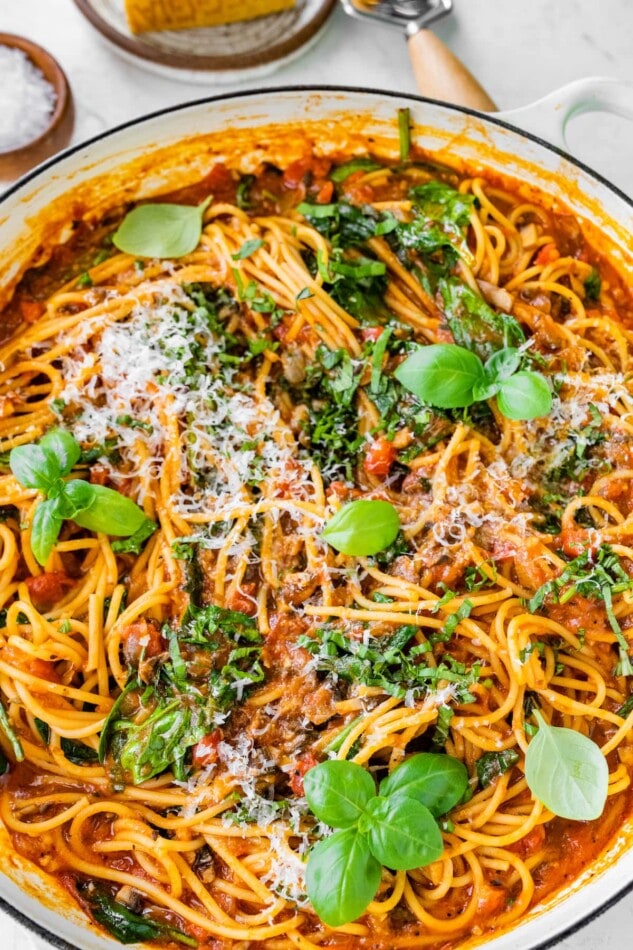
[[397, 182, 475, 265], [431, 705, 454, 750], [476, 749, 519, 788], [431, 599, 473, 643], [584, 268, 601, 301], [527, 544, 633, 676], [439, 277, 524, 361], [115, 414, 153, 433], [77, 271, 93, 288], [464, 561, 498, 591], [232, 238, 265, 260], [111, 518, 157, 555], [0, 699, 23, 761], [61, 738, 99, 765], [299, 625, 480, 703], [330, 158, 382, 182], [236, 174, 255, 210]]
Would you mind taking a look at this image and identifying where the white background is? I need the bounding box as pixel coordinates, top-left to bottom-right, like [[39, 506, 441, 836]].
[[1, 0, 633, 946]]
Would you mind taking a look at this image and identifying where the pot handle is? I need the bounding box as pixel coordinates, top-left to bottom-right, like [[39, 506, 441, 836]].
[[495, 77, 633, 149]]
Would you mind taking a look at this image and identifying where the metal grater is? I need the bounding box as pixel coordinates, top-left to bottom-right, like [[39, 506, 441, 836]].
[[340, 0, 452, 35]]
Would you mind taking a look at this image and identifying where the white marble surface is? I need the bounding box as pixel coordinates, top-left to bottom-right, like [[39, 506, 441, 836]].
[[1, 0, 633, 947]]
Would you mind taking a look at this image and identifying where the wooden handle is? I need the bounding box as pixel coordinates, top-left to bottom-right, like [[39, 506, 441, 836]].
[[408, 29, 497, 112]]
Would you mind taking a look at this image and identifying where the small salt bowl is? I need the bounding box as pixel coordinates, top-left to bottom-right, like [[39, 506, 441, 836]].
[[0, 33, 74, 181]]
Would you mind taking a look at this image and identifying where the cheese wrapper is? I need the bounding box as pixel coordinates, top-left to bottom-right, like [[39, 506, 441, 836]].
[[124, 0, 296, 34]]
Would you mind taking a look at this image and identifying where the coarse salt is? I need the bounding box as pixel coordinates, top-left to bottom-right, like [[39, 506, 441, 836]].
[[0, 44, 57, 152]]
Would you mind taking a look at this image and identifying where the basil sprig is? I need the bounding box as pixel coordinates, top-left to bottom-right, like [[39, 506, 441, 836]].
[[9, 429, 154, 565], [524, 710, 608, 820], [395, 343, 552, 421], [112, 196, 211, 258], [322, 499, 400, 556], [304, 754, 468, 926]]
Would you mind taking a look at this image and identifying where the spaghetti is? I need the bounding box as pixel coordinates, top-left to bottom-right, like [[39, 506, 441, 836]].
[[1, 142, 633, 949]]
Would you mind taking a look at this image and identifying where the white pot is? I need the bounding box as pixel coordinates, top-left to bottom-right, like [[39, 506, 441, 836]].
[[1, 81, 633, 950]]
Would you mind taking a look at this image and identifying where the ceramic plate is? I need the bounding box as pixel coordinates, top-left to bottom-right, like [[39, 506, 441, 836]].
[[72, 0, 336, 84]]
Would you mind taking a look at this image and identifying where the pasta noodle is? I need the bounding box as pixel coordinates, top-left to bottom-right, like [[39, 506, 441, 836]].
[[0, 144, 632, 949]]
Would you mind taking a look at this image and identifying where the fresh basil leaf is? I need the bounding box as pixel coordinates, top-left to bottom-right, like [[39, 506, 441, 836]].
[[524, 710, 608, 820], [88, 890, 196, 946], [0, 698, 23, 762], [330, 158, 382, 182], [394, 343, 485, 409], [379, 752, 468, 818], [363, 795, 443, 870], [476, 749, 519, 788], [30, 500, 64, 566], [231, 238, 264, 260], [439, 277, 524, 360], [62, 478, 97, 516], [496, 371, 552, 420], [9, 444, 60, 491], [71, 484, 148, 536], [112, 197, 212, 259], [322, 499, 400, 557], [485, 347, 521, 382], [118, 701, 209, 784], [39, 429, 81, 476], [306, 828, 381, 927], [61, 738, 99, 765], [303, 759, 375, 827], [111, 518, 157, 554], [472, 378, 500, 402]]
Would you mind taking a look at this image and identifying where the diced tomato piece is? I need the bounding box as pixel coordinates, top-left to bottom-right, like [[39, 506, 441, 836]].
[[89, 464, 109, 486], [203, 163, 235, 202], [283, 158, 312, 189], [311, 157, 332, 179], [19, 299, 45, 324], [25, 572, 74, 611], [534, 243, 560, 267], [225, 582, 257, 616], [288, 752, 319, 796], [315, 180, 334, 204], [364, 436, 397, 478], [360, 327, 384, 342], [342, 170, 375, 203], [559, 526, 598, 558], [192, 729, 223, 768], [120, 620, 164, 667], [490, 538, 518, 561], [1, 644, 60, 681]]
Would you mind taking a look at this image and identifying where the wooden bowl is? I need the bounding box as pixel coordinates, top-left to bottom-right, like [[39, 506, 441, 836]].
[[0, 34, 74, 180]]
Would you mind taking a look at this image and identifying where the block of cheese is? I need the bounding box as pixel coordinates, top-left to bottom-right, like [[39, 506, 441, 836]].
[[124, 0, 296, 34]]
